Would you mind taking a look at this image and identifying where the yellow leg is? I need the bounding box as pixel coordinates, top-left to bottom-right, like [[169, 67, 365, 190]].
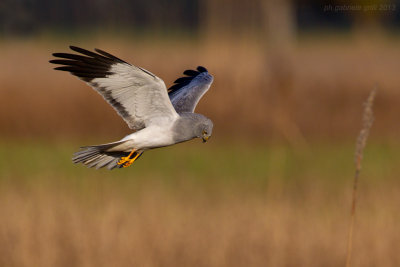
[[117, 149, 136, 166], [117, 149, 141, 168], [121, 152, 141, 168]]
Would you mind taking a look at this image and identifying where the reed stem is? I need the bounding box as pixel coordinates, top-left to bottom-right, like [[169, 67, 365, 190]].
[[345, 89, 376, 267]]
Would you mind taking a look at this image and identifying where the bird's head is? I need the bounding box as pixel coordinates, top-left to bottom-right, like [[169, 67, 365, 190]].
[[198, 119, 213, 143]]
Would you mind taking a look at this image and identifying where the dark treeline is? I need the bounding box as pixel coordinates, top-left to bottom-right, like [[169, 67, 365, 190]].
[[0, 0, 399, 37], [0, 0, 200, 35]]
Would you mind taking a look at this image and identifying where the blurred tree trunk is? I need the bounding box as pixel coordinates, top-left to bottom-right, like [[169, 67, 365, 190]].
[[200, 0, 232, 40], [262, 0, 308, 147], [263, 0, 295, 50], [353, 0, 388, 38]]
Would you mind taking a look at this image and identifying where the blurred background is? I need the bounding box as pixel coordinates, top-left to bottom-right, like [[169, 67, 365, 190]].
[[1, 0, 400, 266]]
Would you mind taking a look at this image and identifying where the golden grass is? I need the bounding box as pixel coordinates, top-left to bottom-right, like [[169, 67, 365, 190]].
[[0, 177, 399, 267], [346, 89, 376, 267], [0, 142, 399, 266], [1, 35, 399, 266]]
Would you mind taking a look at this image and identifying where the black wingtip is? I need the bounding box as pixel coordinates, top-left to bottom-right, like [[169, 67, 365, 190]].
[[49, 59, 61, 64], [50, 46, 130, 80], [94, 48, 129, 64], [52, 52, 65, 57], [69, 45, 89, 53], [183, 69, 199, 76], [197, 66, 208, 72], [168, 66, 209, 94], [53, 66, 69, 71]]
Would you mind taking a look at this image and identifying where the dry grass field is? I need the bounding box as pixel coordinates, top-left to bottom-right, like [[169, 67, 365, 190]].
[[1, 35, 400, 140], [0, 142, 399, 267], [1, 35, 400, 266]]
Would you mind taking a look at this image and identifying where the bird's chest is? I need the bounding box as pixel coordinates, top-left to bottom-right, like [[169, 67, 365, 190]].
[[133, 125, 175, 149]]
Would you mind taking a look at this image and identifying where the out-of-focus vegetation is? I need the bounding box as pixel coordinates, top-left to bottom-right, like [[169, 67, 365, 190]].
[[1, 37, 400, 143], [1, 141, 400, 266]]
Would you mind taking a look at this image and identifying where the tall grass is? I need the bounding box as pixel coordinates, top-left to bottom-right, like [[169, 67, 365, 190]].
[[0, 36, 398, 266], [346, 89, 376, 267], [1, 142, 400, 266]]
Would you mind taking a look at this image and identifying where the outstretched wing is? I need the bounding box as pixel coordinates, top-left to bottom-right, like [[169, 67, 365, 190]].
[[168, 66, 213, 113], [50, 46, 178, 130]]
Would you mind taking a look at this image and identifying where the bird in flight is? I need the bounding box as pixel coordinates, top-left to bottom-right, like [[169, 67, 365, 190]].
[[50, 46, 213, 170]]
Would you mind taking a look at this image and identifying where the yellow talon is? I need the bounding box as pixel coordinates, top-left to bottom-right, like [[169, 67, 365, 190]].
[[117, 149, 141, 168], [122, 152, 141, 167], [118, 149, 135, 165]]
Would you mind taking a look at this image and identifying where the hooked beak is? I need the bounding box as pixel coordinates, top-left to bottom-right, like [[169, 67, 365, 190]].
[[202, 136, 209, 143]]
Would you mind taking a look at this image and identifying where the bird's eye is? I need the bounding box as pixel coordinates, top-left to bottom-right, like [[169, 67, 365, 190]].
[[202, 130, 208, 135]]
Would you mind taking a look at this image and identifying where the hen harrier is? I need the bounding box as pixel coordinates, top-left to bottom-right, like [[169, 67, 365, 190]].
[[50, 46, 213, 170]]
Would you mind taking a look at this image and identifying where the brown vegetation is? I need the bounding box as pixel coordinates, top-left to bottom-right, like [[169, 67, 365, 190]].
[[0, 141, 399, 267], [1, 177, 399, 267], [1, 37, 400, 141], [346, 89, 376, 267], [1, 36, 399, 266]]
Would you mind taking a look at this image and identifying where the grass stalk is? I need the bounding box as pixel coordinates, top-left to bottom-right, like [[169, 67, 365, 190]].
[[345, 88, 376, 267]]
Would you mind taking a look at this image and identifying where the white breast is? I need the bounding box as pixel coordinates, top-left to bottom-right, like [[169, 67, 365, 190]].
[[122, 124, 176, 150]]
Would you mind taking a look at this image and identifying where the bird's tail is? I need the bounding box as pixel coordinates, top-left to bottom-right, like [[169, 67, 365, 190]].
[[72, 140, 143, 170]]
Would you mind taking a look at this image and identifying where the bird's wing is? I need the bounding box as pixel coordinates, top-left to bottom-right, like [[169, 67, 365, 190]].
[[50, 46, 178, 130], [168, 66, 213, 113]]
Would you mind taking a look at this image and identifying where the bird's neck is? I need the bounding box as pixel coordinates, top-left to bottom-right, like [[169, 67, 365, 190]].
[[172, 113, 205, 143]]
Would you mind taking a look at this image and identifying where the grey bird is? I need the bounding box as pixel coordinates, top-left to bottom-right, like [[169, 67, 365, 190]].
[[50, 46, 213, 169]]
